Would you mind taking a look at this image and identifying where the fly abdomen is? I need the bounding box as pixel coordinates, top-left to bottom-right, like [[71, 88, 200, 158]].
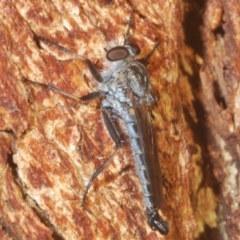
[[124, 111, 169, 235], [125, 118, 155, 203], [147, 210, 169, 235]]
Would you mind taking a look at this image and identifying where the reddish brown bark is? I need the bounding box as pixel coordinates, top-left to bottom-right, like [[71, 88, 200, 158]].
[[199, 0, 240, 239], [1, 0, 228, 239]]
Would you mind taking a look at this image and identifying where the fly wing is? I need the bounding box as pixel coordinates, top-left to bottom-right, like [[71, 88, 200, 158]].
[[132, 97, 164, 208]]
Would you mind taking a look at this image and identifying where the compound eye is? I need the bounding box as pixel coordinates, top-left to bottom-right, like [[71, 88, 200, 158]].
[[106, 46, 129, 61], [128, 44, 141, 55]]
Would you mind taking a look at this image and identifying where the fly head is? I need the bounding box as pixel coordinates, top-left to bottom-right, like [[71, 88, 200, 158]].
[[106, 44, 140, 61], [124, 44, 140, 56], [106, 46, 129, 61]]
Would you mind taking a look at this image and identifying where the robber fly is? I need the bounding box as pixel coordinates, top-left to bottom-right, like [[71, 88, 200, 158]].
[[25, 10, 168, 235]]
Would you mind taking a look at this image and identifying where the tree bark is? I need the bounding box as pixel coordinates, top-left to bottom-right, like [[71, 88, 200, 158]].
[[4, 0, 238, 239]]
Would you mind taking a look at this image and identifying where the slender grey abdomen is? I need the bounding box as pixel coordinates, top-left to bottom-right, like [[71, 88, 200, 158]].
[[121, 105, 168, 234], [123, 110, 157, 212]]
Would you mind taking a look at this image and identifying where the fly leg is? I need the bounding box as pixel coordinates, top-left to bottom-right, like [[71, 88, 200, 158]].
[[22, 78, 101, 102], [36, 35, 104, 83], [36, 35, 85, 60], [124, 8, 134, 45], [82, 109, 121, 205], [123, 9, 160, 67], [23, 36, 105, 100], [121, 8, 160, 66], [30, 36, 124, 203], [143, 41, 160, 65]]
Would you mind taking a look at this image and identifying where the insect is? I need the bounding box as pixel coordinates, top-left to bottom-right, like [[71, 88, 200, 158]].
[[25, 10, 168, 235]]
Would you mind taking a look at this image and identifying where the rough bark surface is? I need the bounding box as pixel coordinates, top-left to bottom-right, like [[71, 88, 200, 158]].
[[199, 1, 240, 239], [180, 0, 240, 240], [2, 0, 233, 239]]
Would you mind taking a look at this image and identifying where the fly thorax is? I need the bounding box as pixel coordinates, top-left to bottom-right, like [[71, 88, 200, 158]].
[[127, 62, 150, 99]]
